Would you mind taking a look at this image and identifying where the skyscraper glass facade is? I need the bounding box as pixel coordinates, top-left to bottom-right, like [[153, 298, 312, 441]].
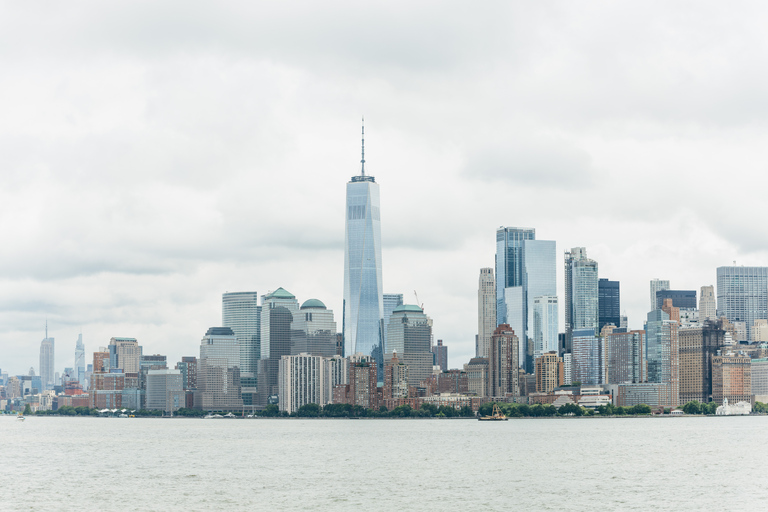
[[533, 295, 559, 361], [222, 291, 261, 377], [716, 266, 768, 341], [565, 248, 599, 339], [598, 278, 621, 331], [383, 293, 403, 353], [343, 168, 384, 377], [495, 227, 535, 325]]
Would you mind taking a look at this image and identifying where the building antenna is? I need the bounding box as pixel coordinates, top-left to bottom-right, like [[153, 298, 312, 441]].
[[45, 318, 48, 339], [361, 116, 366, 177]]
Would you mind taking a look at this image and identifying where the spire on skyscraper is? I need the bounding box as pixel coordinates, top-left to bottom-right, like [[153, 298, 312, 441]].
[[360, 116, 366, 177]]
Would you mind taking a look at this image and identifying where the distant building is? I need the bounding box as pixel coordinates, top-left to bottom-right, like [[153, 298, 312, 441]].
[[74, 333, 86, 386], [292, 299, 337, 357], [712, 352, 751, 405], [535, 352, 563, 393], [571, 328, 601, 385], [39, 333, 55, 391], [598, 279, 621, 332], [655, 290, 696, 311], [645, 301, 680, 407], [146, 369, 183, 413], [257, 288, 299, 405], [533, 296, 558, 362], [752, 358, 768, 396], [616, 383, 672, 408], [717, 266, 768, 341], [489, 324, 519, 397], [383, 351, 409, 402], [383, 293, 404, 352], [195, 327, 242, 412], [565, 248, 598, 347], [278, 353, 325, 414], [334, 353, 378, 409], [464, 357, 488, 398], [699, 285, 716, 322], [679, 321, 726, 403], [432, 340, 448, 372], [109, 338, 140, 374], [222, 291, 261, 383], [384, 305, 433, 388], [603, 330, 646, 385], [562, 353, 573, 386], [477, 268, 496, 359], [650, 279, 670, 311]]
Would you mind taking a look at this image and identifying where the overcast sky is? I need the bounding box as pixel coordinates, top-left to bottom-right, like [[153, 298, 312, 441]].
[[2, 1, 768, 375]]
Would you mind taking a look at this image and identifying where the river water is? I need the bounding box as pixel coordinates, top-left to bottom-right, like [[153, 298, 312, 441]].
[[1, 415, 766, 511]]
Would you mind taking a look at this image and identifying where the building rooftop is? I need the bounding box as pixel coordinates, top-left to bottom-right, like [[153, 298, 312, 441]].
[[393, 304, 423, 313], [300, 298, 327, 310], [264, 287, 295, 299]]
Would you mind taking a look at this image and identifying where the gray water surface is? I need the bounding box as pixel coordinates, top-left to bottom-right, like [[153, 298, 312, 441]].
[[1, 415, 765, 511]]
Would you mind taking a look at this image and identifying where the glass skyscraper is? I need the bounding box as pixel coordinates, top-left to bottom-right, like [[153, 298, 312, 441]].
[[222, 291, 261, 377], [717, 266, 768, 341], [565, 247, 599, 342], [496, 228, 556, 370], [343, 125, 384, 381]]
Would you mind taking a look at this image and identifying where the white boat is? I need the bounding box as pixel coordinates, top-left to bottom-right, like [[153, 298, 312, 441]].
[[17, 415, 25, 421]]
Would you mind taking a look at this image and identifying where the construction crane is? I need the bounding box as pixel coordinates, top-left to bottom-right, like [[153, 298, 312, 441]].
[[413, 290, 424, 310]]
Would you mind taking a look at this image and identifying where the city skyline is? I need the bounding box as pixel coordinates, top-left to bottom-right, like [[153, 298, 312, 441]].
[[4, 2, 768, 375]]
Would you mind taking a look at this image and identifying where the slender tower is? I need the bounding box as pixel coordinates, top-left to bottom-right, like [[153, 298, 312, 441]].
[[343, 119, 384, 381]]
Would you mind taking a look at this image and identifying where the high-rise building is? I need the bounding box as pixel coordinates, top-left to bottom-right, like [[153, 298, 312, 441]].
[[699, 285, 716, 322], [655, 290, 696, 311], [74, 333, 85, 386], [382, 351, 409, 401], [222, 291, 261, 381], [39, 327, 55, 391], [533, 295, 558, 361], [464, 357, 488, 398], [496, 228, 556, 371], [291, 299, 337, 357], [645, 302, 680, 407], [534, 352, 563, 393], [716, 266, 768, 341], [571, 328, 601, 385], [598, 279, 621, 331], [195, 327, 242, 411], [257, 288, 299, 405], [432, 339, 448, 371], [488, 324, 519, 397], [604, 330, 646, 385], [383, 293, 403, 352], [146, 369, 183, 413], [108, 337, 140, 374], [343, 124, 384, 375], [650, 279, 670, 311], [278, 353, 326, 414], [477, 268, 496, 359], [565, 248, 599, 344], [176, 356, 197, 408], [384, 305, 433, 388], [334, 353, 378, 409], [679, 321, 726, 403]]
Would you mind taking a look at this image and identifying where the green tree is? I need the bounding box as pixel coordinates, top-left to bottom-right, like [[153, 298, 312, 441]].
[[478, 403, 494, 416], [23, 404, 31, 415], [682, 401, 702, 414], [631, 404, 652, 415], [297, 403, 321, 417], [420, 403, 438, 417], [558, 403, 582, 416]]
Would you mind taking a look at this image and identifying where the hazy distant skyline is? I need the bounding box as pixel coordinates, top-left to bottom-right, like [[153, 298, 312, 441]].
[[3, 1, 768, 374]]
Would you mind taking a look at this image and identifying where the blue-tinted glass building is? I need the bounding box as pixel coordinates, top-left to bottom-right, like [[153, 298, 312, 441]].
[[598, 278, 621, 331], [717, 266, 768, 341], [655, 290, 696, 311], [343, 127, 384, 381]]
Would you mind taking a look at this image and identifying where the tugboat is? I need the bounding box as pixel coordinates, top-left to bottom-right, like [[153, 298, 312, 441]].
[[478, 404, 508, 421]]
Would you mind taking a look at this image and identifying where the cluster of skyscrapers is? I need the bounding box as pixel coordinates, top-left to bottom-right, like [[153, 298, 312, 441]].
[[4, 130, 768, 415]]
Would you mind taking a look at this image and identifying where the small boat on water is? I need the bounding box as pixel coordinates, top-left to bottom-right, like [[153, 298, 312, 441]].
[[17, 415, 25, 422], [478, 404, 508, 421]]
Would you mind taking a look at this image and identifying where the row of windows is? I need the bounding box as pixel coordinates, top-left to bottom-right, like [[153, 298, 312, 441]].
[[348, 205, 381, 221]]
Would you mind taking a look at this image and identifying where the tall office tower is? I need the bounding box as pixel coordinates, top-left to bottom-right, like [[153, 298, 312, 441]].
[[195, 327, 243, 411], [679, 321, 726, 403], [711, 352, 751, 405], [496, 228, 556, 370], [564, 248, 599, 345], [278, 353, 327, 414], [108, 337, 140, 374], [464, 357, 488, 398], [477, 268, 496, 358], [343, 123, 384, 375], [717, 266, 768, 341], [291, 299, 337, 357], [146, 369, 184, 413], [384, 305, 433, 388], [74, 334, 85, 386], [534, 352, 563, 393], [654, 290, 696, 311], [604, 330, 646, 384], [222, 291, 261, 381], [176, 356, 197, 408], [39, 325, 55, 390], [383, 293, 403, 352], [432, 339, 448, 371], [488, 324, 519, 397], [533, 296, 558, 362], [571, 328, 601, 385], [650, 279, 670, 311], [598, 279, 621, 331], [257, 288, 300, 405], [699, 285, 716, 322], [645, 303, 680, 407]]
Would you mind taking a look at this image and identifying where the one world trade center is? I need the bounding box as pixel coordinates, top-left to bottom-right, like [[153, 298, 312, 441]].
[[343, 121, 384, 380]]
